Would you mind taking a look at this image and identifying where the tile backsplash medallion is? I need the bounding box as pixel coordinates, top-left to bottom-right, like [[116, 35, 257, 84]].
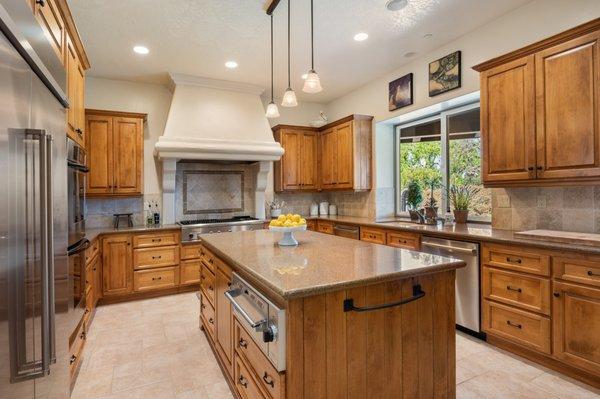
[[492, 186, 600, 233]]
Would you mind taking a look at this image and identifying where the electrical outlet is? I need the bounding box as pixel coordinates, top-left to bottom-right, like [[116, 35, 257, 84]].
[[537, 195, 547, 208], [497, 195, 511, 208]]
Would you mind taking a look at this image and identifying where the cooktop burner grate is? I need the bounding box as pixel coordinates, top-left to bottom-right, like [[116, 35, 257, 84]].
[[178, 215, 258, 225]]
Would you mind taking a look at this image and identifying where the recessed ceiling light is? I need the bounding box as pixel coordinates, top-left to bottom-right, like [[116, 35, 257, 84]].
[[225, 61, 238, 69], [404, 51, 416, 57], [386, 0, 408, 11], [353, 32, 369, 42], [133, 45, 149, 55], [423, 33, 433, 39], [301, 73, 308, 79]]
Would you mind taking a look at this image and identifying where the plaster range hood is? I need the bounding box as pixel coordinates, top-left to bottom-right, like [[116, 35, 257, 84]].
[[155, 73, 284, 223]]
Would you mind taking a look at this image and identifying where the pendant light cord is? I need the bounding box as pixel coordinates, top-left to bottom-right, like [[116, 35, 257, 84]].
[[287, 0, 291, 88], [270, 13, 274, 101], [310, 0, 314, 70]]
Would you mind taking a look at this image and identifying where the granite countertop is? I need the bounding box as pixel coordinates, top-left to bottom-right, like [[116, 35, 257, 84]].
[[305, 215, 600, 255], [85, 224, 181, 242], [200, 230, 466, 300]]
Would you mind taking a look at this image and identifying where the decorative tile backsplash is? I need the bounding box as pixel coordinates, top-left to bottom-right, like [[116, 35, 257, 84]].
[[492, 186, 600, 233], [85, 193, 162, 229], [176, 161, 256, 221]]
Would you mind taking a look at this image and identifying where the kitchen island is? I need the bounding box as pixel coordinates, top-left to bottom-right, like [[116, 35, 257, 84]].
[[199, 230, 466, 399]]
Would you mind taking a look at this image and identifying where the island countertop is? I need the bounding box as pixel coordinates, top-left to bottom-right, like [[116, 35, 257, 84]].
[[200, 229, 465, 300]]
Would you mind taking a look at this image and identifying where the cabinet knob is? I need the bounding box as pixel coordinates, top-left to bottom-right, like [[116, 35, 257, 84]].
[[36, 0, 45, 6], [553, 292, 560, 298], [588, 270, 600, 277], [262, 372, 275, 388], [238, 375, 248, 388], [528, 167, 534, 171], [536, 166, 543, 171], [239, 338, 248, 348], [69, 355, 77, 365]]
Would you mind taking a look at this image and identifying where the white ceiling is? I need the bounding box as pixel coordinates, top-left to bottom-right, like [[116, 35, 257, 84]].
[[70, 0, 531, 103]]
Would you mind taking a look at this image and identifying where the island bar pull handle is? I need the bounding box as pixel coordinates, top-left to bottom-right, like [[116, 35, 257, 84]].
[[225, 289, 268, 330], [344, 284, 425, 313]]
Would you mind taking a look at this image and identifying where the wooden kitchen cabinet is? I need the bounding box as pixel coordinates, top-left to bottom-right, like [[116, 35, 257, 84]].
[[552, 281, 600, 377], [216, 264, 233, 376], [474, 19, 600, 187], [102, 235, 133, 296], [273, 127, 318, 191], [272, 114, 373, 192], [66, 32, 85, 147], [86, 110, 146, 196], [33, 0, 66, 64]]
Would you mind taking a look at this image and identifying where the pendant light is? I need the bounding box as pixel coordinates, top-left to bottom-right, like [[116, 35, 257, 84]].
[[266, 13, 280, 118], [302, 0, 322, 93], [281, 0, 298, 107]]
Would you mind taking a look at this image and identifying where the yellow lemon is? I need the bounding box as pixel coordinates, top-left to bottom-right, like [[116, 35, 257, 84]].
[[292, 214, 301, 222], [277, 215, 286, 221], [286, 213, 293, 219], [299, 218, 306, 225], [269, 220, 281, 227], [283, 219, 294, 227]]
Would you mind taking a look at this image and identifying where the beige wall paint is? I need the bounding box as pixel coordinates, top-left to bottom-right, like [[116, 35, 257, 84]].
[[325, 0, 600, 123], [85, 77, 173, 196], [261, 94, 328, 127]]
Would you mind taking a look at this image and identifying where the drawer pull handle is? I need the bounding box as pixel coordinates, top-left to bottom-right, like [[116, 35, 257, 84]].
[[208, 285, 214, 291], [263, 372, 275, 388], [208, 318, 214, 325], [209, 259, 214, 264], [80, 331, 86, 339], [239, 338, 248, 348], [238, 375, 248, 388], [553, 292, 560, 298], [69, 355, 77, 365], [201, 303, 206, 309], [588, 270, 600, 277], [152, 256, 162, 260], [506, 285, 522, 293], [506, 257, 522, 264], [152, 277, 163, 281], [152, 238, 162, 242], [506, 320, 522, 329]]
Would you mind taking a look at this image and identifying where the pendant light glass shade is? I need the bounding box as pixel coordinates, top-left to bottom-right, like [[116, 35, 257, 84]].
[[266, 101, 280, 118], [281, 87, 298, 107], [302, 69, 322, 93]]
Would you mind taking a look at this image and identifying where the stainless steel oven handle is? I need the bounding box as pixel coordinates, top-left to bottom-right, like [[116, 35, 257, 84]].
[[421, 241, 476, 254], [225, 289, 267, 330]]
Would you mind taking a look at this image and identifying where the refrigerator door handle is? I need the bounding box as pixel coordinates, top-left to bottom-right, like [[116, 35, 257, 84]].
[[38, 130, 51, 375], [46, 134, 56, 364]]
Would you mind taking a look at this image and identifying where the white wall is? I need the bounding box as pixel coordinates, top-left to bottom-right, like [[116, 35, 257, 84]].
[[85, 77, 173, 196], [261, 94, 328, 127], [326, 0, 600, 123]]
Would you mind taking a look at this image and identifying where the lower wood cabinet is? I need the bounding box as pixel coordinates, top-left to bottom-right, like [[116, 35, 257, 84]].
[[552, 280, 600, 376], [180, 259, 201, 285], [133, 266, 179, 292], [316, 220, 334, 234], [235, 354, 267, 399], [102, 235, 133, 296], [201, 292, 216, 340], [359, 227, 386, 244], [216, 264, 233, 376], [386, 230, 420, 250]]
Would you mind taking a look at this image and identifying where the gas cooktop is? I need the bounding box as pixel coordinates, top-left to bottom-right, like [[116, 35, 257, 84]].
[[178, 215, 258, 226], [178, 215, 264, 242]]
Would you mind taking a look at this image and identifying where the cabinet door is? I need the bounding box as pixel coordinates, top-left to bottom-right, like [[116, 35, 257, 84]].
[[75, 63, 85, 145], [113, 117, 143, 195], [535, 31, 600, 179], [300, 131, 318, 189], [93, 254, 102, 304], [335, 122, 354, 188], [34, 0, 65, 64], [320, 128, 337, 189], [86, 115, 114, 195], [480, 55, 536, 182], [280, 131, 302, 190], [553, 281, 600, 376], [65, 34, 82, 146], [102, 235, 133, 296], [216, 267, 233, 376]]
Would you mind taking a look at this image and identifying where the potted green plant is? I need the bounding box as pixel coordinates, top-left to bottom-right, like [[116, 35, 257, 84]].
[[448, 185, 480, 223], [405, 181, 423, 221], [424, 177, 441, 219]]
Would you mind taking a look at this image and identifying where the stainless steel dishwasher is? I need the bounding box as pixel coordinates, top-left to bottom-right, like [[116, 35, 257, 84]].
[[421, 236, 481, 336]]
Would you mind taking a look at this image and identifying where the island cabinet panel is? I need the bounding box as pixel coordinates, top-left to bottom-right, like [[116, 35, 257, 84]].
[[285, 271, 456, 398], [552, 281, 600, 377], [216, 264, 234, 377], [535, 31, 600, 180]]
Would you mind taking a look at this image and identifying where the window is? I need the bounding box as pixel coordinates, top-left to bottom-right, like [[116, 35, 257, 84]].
[[395, 102, 491, 222]]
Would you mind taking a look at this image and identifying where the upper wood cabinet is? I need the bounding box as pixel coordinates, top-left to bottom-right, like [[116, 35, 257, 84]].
[[273, 128, 318, 191], [474, 19, 600, 187], [33, 0, 66, 64], [66, 32, 85, 147], [272, 114, 373, 192], [85, 109, 146, 197]]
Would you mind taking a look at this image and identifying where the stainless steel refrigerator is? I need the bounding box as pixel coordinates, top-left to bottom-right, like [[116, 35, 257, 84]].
[[0, 1, 76, 398]]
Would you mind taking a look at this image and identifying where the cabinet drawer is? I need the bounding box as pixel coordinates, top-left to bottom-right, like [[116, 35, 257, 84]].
[[483, 300, 551, 354], [181, 244, 203, 260], [553, 256, 600, 288], [85, 239, 100, 263], [201, 293, 216, 340], [482, 244, 550, 276], [307, 219, 316, 231], [235, 354, 267, 399], [180, 259, 201, 285], [386, 231, 420, 250], [201, 246, 217, 273], [133, 246, 179, 270], [133, 267, 178, 292], [201, 266, 216, 306], [316, 221, 334, 234], [235, 320, 284, 399], [133, 231, 179, 248], [360, 227, 386, 245], [482, 267, 550, 315], [69, 322, 86, 377]]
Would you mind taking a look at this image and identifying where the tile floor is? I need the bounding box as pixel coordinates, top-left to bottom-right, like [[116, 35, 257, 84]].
[[73, 292, 600, 399]]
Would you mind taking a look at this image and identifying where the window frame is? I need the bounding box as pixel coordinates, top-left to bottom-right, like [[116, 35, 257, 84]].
[[395, 101, 486, 221]]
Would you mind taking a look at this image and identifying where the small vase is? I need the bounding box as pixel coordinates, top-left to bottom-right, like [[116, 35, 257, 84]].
[[453, 210, 469, 224], [425, 207, 438, 219], [270, 209, 282, 218]]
